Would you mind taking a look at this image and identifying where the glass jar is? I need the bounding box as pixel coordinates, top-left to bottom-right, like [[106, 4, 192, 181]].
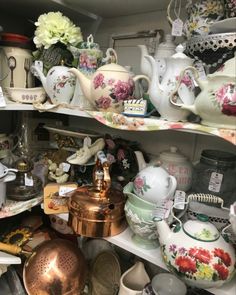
[[7, 158, 42, 201], [191, 149, 236, 207]]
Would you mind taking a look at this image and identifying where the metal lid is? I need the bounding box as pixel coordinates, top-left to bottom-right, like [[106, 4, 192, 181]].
[[201, 149, 236, 163]]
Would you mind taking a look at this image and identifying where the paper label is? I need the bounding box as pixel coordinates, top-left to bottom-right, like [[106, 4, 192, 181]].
[[171, 18, 183, 36], [0, 87, 6, 107], [152, 199, 173, 220], [61, 162, 71, 172], [208, 172, 223, 193], [194, 61, 207, 81], [24, 173, 34, 186], [59, 186, 76, 197], [174, 190, 186, 210]]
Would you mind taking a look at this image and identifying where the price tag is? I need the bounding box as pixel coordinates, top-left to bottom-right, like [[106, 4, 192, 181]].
[[152, 199, 173, 220], [171, 18, 183, 36], [61, 162, 71, 172], [194, 61, 207, 81], [174, 190, 186, 210], [59, 186, 76, 197], [24, 173, 34, 186], [208, 172, 223, 193], [0, 87, 6, 107]]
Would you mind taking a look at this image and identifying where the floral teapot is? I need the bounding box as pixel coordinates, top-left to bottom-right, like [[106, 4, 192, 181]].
[[170, 55, 236, 129], [133, 151, 177, 204], [153, 194, 236, 289], [145, 44, 196, 121], [69, 63, 149, 113], [32, 60, 76, 105]]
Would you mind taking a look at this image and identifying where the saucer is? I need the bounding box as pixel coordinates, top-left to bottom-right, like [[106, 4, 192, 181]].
[[209, 17, 236, 34]]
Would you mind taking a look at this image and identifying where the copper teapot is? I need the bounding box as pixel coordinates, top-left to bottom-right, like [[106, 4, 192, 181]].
[[68, 151, 127, 237]]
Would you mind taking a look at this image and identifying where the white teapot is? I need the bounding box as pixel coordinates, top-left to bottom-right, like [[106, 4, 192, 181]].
[[170, 55, 236, 129], [31, 61, 76, 105], [154, 195, 236, 289], [145, 44, 196, 121], [133, 153, 177, 204]]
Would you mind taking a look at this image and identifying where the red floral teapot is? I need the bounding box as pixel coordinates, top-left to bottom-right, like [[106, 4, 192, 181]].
[[153, 194, 236, 289]]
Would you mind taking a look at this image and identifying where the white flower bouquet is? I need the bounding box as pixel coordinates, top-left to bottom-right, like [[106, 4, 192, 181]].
[[33, 11, 83, 72], [33, 11, 83, 49]]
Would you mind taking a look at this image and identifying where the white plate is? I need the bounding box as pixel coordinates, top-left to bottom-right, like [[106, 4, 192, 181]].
[[210, 17, 236, 34], [43, 125, 102, 138]]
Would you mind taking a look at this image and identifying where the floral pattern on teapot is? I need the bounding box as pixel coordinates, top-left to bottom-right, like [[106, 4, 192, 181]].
[[212, 83, 236, 116], [133, 175, 151, 196], [50, 70, 76, 101], [93, 73, 134, 110], [162, 244, 233, 282]]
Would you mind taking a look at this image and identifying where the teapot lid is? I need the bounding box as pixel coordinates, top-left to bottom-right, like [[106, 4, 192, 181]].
[[99, 63, 128, 73], [209, 55, 236, 78], [183, 214, 220, 241], [172, 44, 192, 61], [160, 146, 188, 163]]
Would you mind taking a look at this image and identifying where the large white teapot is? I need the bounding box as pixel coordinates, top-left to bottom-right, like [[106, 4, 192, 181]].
[[154, 195, 236, 289], [170, 56, 236, 129], [146, 44, 196, 121], [69, 63, 149, 113]]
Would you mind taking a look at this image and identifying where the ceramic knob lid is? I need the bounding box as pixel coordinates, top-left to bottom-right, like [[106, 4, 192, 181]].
[[183, 214, 220, 241], [160, 146, 188, 163]]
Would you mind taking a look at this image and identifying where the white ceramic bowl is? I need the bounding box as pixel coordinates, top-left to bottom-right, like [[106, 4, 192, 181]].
[[3, 87, 46, 104]]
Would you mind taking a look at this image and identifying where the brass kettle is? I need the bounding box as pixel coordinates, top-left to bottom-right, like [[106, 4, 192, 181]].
[[68, 151, 127, 237]]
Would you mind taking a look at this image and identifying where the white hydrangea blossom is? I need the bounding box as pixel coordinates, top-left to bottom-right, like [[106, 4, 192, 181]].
[[33, 11, 83, 49]]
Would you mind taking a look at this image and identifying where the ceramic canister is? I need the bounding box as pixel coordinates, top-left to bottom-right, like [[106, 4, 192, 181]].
[[0, 33, 34, 89], [159, 146, 193, 192]]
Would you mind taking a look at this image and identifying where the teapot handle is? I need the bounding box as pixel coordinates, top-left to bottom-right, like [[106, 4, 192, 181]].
[[133, 75, 150, 94], [170, 193, 229, 227], [166, 175, 177, 199], [169, 66, 199, 108]]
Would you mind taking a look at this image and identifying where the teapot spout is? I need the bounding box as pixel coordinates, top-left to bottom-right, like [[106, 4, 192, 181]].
[[180, 104, 199, 116], [138, 45, 152, 78], [31, 64, 47, 91], [134, 151, 147, 171], [68, 68, 93, 105], [153, 218, 173, 245]]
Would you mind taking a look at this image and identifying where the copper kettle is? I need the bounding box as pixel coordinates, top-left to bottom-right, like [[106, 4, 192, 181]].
[[68, 151, 127, 237]]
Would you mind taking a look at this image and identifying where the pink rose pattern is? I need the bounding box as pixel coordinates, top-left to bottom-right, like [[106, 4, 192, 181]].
[[213, 83, 236, 116], [93, 73, 134, 110]]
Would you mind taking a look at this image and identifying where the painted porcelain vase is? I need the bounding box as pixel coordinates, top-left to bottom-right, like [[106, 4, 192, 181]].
[[154, 214, 236, 289], [123, 182, 159, 249], [171, 55, 236, 129]]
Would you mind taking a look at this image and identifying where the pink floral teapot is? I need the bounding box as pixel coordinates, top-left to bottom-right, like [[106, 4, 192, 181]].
[[153, 194, 236, 289], [170, 55, 236, 129], [69, 63, 149, 113]]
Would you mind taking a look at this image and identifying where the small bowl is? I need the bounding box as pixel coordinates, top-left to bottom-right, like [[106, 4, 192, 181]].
[[3, 87, 46, 104]]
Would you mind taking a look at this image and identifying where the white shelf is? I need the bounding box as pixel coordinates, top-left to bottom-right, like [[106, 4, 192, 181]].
[[55, 212, 236, 295], [0, 103, 91, 118]]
